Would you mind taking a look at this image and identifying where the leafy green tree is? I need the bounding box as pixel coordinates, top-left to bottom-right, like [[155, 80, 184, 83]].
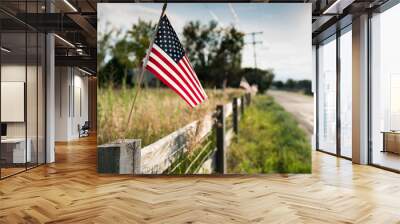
[[272, 80, 284, 89], [210, 27, 244, 88], [112, 35, 136, 86], [99, 57, 125, 87], [182, 22, 245, 88], [98, 20, 157, 88], [239, 68, 274, 93], [99, 18, 275, 92], [127, 19, 157, 68], [285, 79, 296, 89], [97, 23, 113, 71], [182, 20, 220, 86], [296, 79, 312, 95], [127, 20, 157, 87], [272, 79, 312, 95]]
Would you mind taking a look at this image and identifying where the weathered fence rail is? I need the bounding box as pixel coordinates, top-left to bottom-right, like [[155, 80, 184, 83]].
[[98, 93, 253, 175], [140, 113, 214, 174]]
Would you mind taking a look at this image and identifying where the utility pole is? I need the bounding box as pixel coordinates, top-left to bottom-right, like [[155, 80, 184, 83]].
[[245, 32, 263, 69]]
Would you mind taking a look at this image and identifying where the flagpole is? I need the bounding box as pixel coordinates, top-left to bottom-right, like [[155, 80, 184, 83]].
[[126, 2, 168, 130]]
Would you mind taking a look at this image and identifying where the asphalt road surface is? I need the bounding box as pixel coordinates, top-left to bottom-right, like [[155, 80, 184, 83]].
[[267, 90, 314, 136]]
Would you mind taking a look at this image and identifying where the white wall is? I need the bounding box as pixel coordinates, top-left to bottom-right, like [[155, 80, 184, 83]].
[[1, 63, 46, 164], [55, 66, 69, 141], [55, 67, 89, 141], [1, 65, 26, 140], [1, 65, 39, 138], [72, 72, 89, 138]]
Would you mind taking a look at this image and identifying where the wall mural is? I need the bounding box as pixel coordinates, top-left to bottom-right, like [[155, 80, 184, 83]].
[[97, 3, 312, 175]]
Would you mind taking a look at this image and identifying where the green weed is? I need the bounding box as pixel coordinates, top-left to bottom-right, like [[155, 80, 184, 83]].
[[227, 95, 311, 174]]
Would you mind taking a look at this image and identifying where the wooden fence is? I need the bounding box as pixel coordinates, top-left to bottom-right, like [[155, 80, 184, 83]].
[[97, 93, 253, 175], [198, 93, 252, 174]]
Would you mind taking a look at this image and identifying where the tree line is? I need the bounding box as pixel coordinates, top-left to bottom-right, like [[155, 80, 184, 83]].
[[98, 19, 274, 93], [272, 79, 312, 95]]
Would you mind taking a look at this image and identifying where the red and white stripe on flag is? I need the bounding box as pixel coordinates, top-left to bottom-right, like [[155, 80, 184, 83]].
[[145, 15, 207, 107]]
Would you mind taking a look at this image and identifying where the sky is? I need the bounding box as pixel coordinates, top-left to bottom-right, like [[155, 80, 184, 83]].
[[98, 3, 312, 81]]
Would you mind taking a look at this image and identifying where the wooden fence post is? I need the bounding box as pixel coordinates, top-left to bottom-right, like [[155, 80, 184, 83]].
[[216, 105, 225, 174], [233, 98, 238, 134], [131, 141, 142, 174], [240, 95, 245, 115], [249, 93, 252, 105]]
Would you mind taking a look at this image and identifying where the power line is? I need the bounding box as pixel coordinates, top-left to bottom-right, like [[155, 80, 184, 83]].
[[245, 31, 263, 69]]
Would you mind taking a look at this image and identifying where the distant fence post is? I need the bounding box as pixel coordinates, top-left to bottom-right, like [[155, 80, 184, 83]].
[[246, 93, 251, 106], [233, 98, 238, 134], [240, 95, 245, 115], [216, 104, 225, 174], [249, 93, 251, 105]]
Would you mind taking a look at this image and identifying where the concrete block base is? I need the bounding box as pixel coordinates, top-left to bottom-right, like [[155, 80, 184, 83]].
[[97, 139, 141, 174]]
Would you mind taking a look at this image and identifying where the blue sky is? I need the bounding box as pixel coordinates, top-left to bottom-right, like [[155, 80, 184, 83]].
[[98, 3, 312, 81]]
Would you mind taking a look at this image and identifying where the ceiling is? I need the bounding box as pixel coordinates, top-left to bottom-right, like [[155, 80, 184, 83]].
[[0, 0, 97, 73]]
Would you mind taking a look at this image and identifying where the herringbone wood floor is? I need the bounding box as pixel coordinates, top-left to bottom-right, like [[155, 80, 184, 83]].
[[0, 135, 400, 224]]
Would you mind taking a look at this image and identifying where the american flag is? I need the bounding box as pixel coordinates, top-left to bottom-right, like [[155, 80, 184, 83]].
[[145, 15, 207, 107]]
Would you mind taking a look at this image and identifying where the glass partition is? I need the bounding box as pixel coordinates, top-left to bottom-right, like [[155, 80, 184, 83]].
[[1, 31, 28, 177], [371, 3, 400, 171], [0, 2, 46, 179], [339, 28, 352, 158], [317, 35, 337, 154]]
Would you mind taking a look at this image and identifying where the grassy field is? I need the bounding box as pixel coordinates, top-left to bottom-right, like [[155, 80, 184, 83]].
[[97, 87, 243, 146], [227, 95, 311, 174]]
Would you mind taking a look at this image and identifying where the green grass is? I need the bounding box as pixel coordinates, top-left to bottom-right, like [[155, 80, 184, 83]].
[[227, 95, 311, 174]]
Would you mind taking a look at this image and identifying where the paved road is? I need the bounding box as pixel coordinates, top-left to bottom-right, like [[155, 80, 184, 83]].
[[267, 90, 314, 135]]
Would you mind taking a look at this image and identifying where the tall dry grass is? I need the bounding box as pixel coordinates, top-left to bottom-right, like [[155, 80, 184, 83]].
[[98, 87, 243, 146]]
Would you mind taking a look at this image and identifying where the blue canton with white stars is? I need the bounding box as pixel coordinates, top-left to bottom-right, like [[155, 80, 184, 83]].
[[154, 15, 186, 63]]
